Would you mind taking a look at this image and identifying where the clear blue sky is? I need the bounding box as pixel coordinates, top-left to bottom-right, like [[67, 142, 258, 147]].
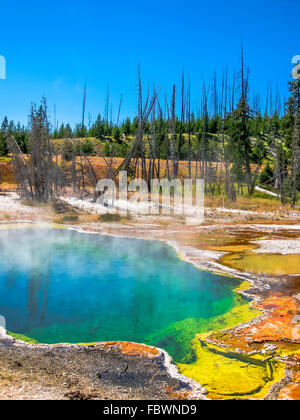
[[0, 0, 299, 128]]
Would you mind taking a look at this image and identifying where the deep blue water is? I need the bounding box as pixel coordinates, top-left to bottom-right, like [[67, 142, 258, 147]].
[[0, 227, 241, 361]]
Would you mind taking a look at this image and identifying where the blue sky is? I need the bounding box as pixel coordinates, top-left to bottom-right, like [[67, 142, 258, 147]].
[[0, 0, 299, 128]]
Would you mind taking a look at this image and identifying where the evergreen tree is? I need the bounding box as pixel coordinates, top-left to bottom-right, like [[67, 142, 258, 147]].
[[112, 126, 121, 143], [90, 114, 104, 139], [14, 123, 28, 153], [228, 96, 253, 194], [0, 116, 9, 156], [64, 123, 73, 138], [292, 111, 300, 204], [121, 117, 132, 136], [286, 79, 300, 117], [62, 139, 74, 161], [1, 116, 8, 132], [58, 123, 66, 138], [75, 123, 87, 138]]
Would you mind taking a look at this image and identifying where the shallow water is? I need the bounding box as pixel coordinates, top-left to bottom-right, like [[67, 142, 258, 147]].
[[0, 226, 243, 362], [220, 252, 300, 276]]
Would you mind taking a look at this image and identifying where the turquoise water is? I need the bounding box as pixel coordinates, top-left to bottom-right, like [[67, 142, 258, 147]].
[[0, 227, 242, 362]]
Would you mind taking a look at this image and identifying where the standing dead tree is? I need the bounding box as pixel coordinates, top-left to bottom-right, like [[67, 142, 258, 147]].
[[169, 84, 178, 179], [177, 72, 185, 177], [201, 80, 209, 190], [82, 80, 87, 129], [187, 77, 192, 179], [114, 68, 156, 181], [7, 99, 63, 202], [6, 135, 33, 197]]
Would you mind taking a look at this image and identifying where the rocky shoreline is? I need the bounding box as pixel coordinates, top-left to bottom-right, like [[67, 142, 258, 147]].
[[0, 327, 208, 400]]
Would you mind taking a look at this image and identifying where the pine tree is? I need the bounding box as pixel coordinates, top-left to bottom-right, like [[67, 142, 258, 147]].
[[90, 114, 104, 139], [285, 78, 300, 204], [28, 99, 54, 202], [0, 116, 9, 156], [112, 126, 121, 143], [58, 123, 65, 139], [1, 116, 8, 132], [121, 117, 132, 136], [286, 79, 300, 117], [228, 97, 252, 194], [64, 123, 73, 138], [292, 111, 300, 204]]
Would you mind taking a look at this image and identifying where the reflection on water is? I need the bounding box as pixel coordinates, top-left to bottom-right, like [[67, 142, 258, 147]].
[[0, 227, 242, 361]]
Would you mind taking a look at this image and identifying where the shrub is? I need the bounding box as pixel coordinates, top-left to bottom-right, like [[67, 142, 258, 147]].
[[61, 213, 79, 222], [258, 164, 274, 186], [98, 213, 131, 223]]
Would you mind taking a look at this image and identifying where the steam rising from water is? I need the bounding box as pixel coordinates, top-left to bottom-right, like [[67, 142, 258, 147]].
[[0, 315, 5, 329], [0, 225, 242, 361]]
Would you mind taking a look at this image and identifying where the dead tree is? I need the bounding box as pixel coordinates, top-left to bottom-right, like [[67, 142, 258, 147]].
[[6, 135, 33, 197], [292, 111, 300, 205], [170, 84, 177, 179], [114, 68, 156, 181], [7, 99, 62, 202], [187, 77, 191, 179], [82, 80, 87, 129]]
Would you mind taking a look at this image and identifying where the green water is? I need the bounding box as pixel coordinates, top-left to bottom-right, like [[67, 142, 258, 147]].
[[0, 227, 243, 362]]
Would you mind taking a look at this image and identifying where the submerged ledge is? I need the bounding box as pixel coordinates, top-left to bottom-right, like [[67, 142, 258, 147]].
[[0, 221, 299, 400]]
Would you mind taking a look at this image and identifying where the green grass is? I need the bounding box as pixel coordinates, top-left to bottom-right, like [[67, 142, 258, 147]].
[[61, 213, 79, 222], [21, 199, 48, 207], [98, 213, 132, 223]]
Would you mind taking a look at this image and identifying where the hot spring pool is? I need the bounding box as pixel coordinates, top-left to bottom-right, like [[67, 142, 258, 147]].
[[0, 226, 245, 363]]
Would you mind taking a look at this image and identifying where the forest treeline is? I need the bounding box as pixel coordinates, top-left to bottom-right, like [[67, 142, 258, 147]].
[[1, 54, 300, 205]]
